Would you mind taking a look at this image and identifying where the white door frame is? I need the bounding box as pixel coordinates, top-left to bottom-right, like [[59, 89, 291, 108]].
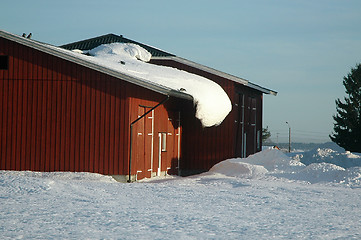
[[158, 133, 162, 176]]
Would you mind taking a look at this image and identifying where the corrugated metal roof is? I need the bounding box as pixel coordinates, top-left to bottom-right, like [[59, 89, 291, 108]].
[[60, 34, 175, 57]]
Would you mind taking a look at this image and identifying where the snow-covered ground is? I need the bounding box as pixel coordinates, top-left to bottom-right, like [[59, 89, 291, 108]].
[[1, 142, 361, 239]]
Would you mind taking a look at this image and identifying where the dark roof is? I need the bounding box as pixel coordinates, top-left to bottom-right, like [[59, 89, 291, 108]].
[[60, 34, 175, 57]]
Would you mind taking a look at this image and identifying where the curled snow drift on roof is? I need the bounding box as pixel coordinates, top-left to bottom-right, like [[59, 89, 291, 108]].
[[87, 43, 232, 127], [89, 43, 152, 62]]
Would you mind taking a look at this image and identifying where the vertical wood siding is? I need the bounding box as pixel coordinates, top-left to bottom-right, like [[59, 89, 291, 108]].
[[128, 86, 181, 179], [150, 59, 264, 173], [0, 37, 130, 175], [0, 36, 264, 178]]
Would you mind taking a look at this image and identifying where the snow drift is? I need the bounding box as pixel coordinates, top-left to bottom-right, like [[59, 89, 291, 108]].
[[2, 143, 361, 239], [292, 142, 361, 169], [210, 149, 305, 177], [75, 43, 232, 127], [210, 146, 361, 187]]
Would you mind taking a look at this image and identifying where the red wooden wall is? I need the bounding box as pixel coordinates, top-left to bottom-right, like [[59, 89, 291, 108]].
[[128, 87, 181, 179], [150, 58, 264, 174], [0, 37, 131, 175], [0, 36, 184, 180], [0, 35, 264, 179]]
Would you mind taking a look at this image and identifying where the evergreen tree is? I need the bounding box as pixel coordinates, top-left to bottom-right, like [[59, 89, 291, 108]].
[[330, 64, 361, 152], [262, 126, 271, 143]]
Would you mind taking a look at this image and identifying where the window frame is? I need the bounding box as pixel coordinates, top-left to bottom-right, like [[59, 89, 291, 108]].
[[0, 55, 9, 70]]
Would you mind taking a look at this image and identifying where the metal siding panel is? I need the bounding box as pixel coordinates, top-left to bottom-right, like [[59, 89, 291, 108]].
[[98, 75, 106, 174], [88, 77, 97, 172], [54, 74, 62, 171], [34, 67, 42, 171], [0, 63, 4, 169], [46, 79, 52, 171], [25, 78, 33, 170], [93, 76, 101, 173], [40, 68, 48, 171], [35, 51, 43, 171], [49, 72, 57, 172], [122, 86, 130, 175], [113, 82, 121, 175], [37, 64, 44, 171], [79, 69, 87, 172], [15, 79, 22, 170], [82, 70, 91, 172], [119, 85, 127, 174], [69, 71, 76, 171], [11, 65, 19, 170], [6, 43, 14, 170], [7, 41, 14, 80], [7, 77, 14, 169], [62, 65, 71, 171], [59, 60, 66, 171], [103, 82, 111, 175], [74, 67, 82, 172], [20, 62, 28, 171], [15, 46, 24, 170], [0, 91, 3, 170], [1, 79, 8, 169], [28, 47, 34, 80], [45, 57, 54, 170], [108, 81, 116, 175]]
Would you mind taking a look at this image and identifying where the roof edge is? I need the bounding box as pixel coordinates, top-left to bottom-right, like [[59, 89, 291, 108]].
[[0, 30, 193, 101], [59, 33, 116, 49], [247, 82, 278, 96], [152, 56, 277, 95], [152, 56, 249, 86]]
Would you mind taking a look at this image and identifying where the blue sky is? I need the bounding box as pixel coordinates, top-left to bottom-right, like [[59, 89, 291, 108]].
[[2, 0, 361, 143]]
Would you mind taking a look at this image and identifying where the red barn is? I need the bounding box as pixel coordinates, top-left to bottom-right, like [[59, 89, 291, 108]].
[[0, 30, 276, 181]]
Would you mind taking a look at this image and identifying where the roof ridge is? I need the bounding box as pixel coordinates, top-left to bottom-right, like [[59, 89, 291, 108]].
[[59, 33, 175, 57], [59, 33, 119, 48]]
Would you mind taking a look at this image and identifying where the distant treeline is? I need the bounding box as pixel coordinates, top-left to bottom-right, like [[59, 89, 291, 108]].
[[264, 142, 328, 151]]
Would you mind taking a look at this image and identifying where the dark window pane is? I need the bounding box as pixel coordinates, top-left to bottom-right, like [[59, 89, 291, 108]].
[[0, 56, 8, 70]]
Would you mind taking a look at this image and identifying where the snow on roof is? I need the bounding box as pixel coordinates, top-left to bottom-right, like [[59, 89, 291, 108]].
[[0, 30, 231, 127], [81, 43, 233, 127], [61, 33, 277, 96], [2, 30, 277, 125]]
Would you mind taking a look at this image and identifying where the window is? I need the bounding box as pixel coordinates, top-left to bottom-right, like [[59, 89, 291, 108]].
[[161, 132, 167, 152], [0, 56, 9, 70], [257, 130, 261, 150]]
